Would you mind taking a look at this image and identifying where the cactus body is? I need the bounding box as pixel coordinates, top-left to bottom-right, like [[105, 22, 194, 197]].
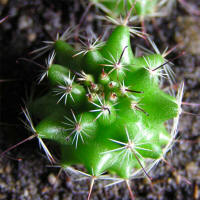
[[30, 24, 179, 181], [90, 0, 161, 18]]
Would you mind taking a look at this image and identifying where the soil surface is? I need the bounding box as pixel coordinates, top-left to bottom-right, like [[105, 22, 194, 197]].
[[0, 0, 200, 200]]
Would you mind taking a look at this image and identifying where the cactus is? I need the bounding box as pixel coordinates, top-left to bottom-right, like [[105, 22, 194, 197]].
[[90, 0, 174, 20], [89, 0, 175, 39], [14, 21, 183, 199], [1, 10, 184, 199]]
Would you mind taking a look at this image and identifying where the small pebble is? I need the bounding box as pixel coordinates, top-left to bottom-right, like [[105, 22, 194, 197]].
[[41, 186, 50, 194], [0, 0, 8, 5], [5, 165, 12, 173], [23, 189, 29, 197], [48, 173, 57, 186], [18, 15, 33, 30], [186, 162, 200, 180], [27, 32, 37, 42]]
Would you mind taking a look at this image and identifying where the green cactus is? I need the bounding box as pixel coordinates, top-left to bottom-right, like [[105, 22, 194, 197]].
[[0, 12, 184, 198], [90, 0, 173, 20], [16, 22, 182, 199]]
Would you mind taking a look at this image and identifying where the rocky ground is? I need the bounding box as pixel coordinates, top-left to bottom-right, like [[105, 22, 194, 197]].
[[0, 0, 200, 199]]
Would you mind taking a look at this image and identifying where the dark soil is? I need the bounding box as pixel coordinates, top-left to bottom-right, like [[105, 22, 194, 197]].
[[0, 0, 200, 200]]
